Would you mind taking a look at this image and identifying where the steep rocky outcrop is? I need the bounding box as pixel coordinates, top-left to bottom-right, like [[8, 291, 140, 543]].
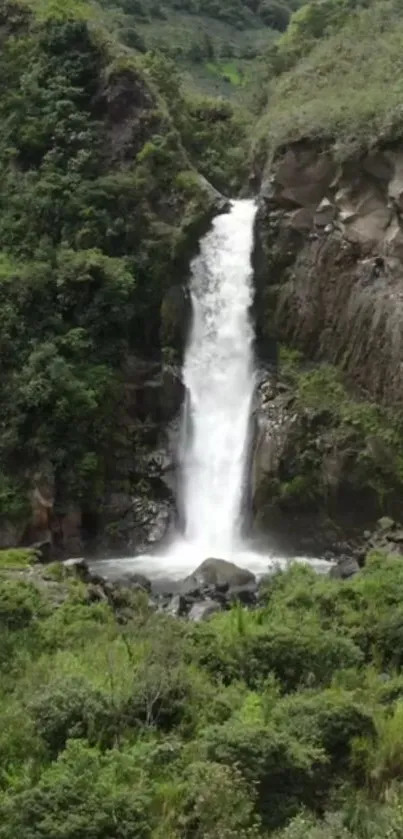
[[250, 359, 403, 554], [254, 142, 403, 407]]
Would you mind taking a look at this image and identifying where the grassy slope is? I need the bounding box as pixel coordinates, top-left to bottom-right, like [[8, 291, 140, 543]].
[[136, 10, 276, 96], [255, 0, 403, 160]]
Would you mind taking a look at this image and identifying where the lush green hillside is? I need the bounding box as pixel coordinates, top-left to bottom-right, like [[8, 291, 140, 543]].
[[254, 0, 403, 161], [0, 0, 248, 535], [2, 550, 403, 837]]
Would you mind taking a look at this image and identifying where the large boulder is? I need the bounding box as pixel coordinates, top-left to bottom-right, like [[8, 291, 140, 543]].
[[363, 517, 403, 558], [330, 555, 360, 580], [183, 557, 256, 593], [0, 521, 27, 550], [188, 598, 222, 622]]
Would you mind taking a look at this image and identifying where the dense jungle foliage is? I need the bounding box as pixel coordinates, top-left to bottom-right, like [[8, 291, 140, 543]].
[[0, 0, 247, 523], [2, 549, 403, 837]]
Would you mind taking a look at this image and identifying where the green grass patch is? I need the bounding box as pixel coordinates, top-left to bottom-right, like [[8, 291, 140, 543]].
[[206, 60, 243, 85], [0, 549, 36, 569], [24, 0, 96, 21]]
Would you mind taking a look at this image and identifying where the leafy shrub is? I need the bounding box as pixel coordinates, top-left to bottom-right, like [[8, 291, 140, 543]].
[[200, 718, 326, 828], [0, 739, 154, 839], [38, 598, 113, 651], [192, 608, 363, 691], [0, 549, 36, 569], [273, 689, 375, 768], [161, 760, 260, 839], [0, 699, 44, 788], [352, 702, 403, 797], [240, 624, 363, 691], [0, 580, 46, 631], [272, 811, 354, 839], [28, 676, 117, 756], [256, 0, 403, 158]]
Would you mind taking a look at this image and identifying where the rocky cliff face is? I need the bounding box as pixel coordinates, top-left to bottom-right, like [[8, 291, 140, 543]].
[[250, 142, 403, 545], [254, 142, 403, 407]]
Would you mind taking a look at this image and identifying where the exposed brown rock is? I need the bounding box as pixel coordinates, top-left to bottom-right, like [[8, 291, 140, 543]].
[[255, 143, 403, 407]]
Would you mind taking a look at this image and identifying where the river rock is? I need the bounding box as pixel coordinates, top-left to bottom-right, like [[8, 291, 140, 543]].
[[184, 557, 256, 591], [228, 581, 258, 605], [30, 538, 53, 564], [329, 555, 360, 580], [188, 598, 222, 622], [361, 516, 403, 557]]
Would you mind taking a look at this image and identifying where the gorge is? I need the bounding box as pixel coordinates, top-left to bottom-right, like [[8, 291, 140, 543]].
[[91, 198, 322, 582]]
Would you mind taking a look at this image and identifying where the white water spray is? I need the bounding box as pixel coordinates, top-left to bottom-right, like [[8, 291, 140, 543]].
[[180, 199, 257, 554]]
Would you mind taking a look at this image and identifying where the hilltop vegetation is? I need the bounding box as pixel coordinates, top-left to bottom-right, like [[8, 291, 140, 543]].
[[2, 550, 403, 836], [254, 0, 403, 160]]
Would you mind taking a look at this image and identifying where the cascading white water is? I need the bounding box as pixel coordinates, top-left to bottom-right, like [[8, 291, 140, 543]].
[[179, 199, 257, 556]]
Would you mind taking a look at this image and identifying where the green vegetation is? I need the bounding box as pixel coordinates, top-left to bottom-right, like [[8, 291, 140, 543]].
[[1, 554, 403, 835], [104, 0, 305, 98], [0, 0, 248, 526], [255, 0, 403, 159], [143, 52, 248, 191], [0, 549, 36, 569], [266, 354, 403, 513]]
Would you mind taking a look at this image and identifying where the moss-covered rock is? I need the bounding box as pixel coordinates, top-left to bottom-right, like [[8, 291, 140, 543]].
[[252, 360, 403, 552]]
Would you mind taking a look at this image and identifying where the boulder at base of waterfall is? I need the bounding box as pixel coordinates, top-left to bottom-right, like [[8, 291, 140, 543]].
[[184, 557, 256, 590], [188, 598, 222, 622], [330, 555, 360, 580]]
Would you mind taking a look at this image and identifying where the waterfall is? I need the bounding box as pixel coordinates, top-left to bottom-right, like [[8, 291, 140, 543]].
[[179, 199, 257, 555], [89, 199, 331, 580]]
